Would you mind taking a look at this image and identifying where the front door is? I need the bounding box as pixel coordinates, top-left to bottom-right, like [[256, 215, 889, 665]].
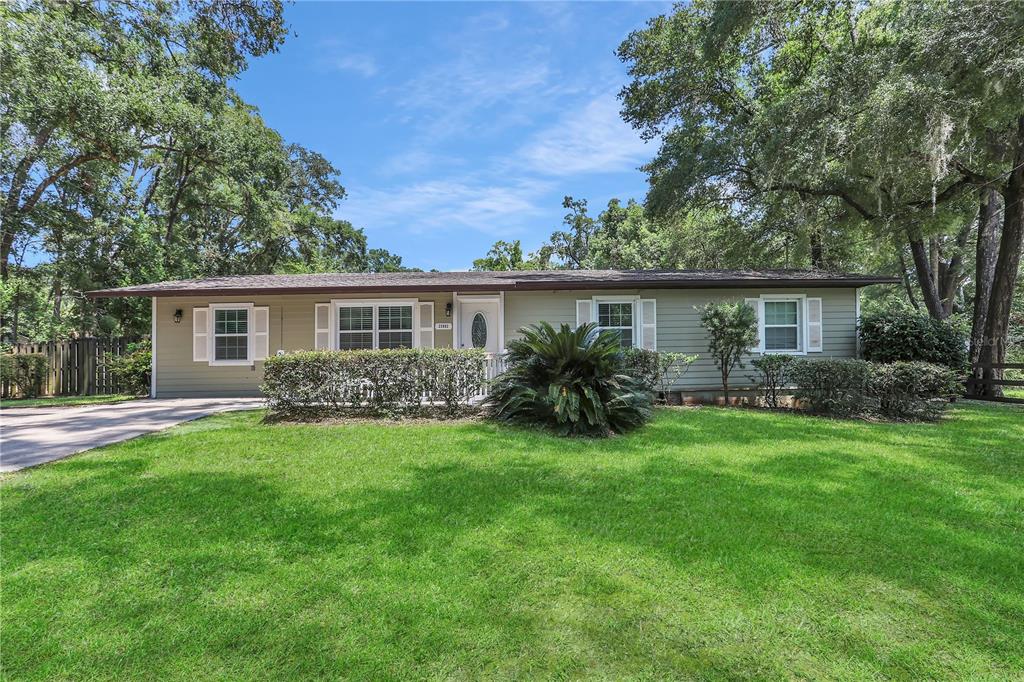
[[458, 299, 501, 353]]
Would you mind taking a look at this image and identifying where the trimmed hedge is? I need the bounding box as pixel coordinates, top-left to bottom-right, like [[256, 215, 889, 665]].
[[859, 309, 968, 368], [788, 358, 959, 421], [789, 358, 873, 418], [261, 348, 487, 418], [869, 361, 962, 421], [0, 353, 48, 398]]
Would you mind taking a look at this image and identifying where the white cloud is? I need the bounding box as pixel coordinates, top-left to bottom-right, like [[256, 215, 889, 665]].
[[328, 54, 378, 77], [315, 40, 378, 77], [339, 178, 552, 237], [517, 93, 649, 176]]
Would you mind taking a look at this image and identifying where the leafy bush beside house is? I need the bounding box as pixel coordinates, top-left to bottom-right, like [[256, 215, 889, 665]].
[[698, 301, 758, 402], [869, 361, 961, 421], [751, 354, 794, 408], [619, 348, 660, 392], [603, 348, 702, 404], [102, 340, 151, 395], [620, 348, 698, 401], [485, 322, 653, 437], [859, 309, 968, 368], [789, 358, 873, 418], [0, 353, 48, 398], [788, 358, 958, 421], [261, 349, 486, 418]]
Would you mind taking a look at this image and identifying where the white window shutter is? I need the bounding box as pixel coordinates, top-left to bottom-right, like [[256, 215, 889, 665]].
[[745, 298, 763, 352], [418, 301, 434, 348], [314, 303, 330, 350], [576, 300, 593, 328], [639, 299, 657, 350], [192, 307, 209, 362], [807, 297, 823, 352], [253, 306, 270, 360]]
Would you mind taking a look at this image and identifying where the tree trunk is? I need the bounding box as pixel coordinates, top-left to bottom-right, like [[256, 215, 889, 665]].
[[968, 188, 1001, 396], [978, 116, 1024, 397], [896, 247, 921, 310], [1, 128, 55, 280], [907, 234, 947, 319], [940, 221, 972, 316], [0, 230, 14, 281], [809, 227, 824, 269]]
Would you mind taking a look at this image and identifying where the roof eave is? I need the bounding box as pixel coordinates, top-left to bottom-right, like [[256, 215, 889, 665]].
[[85, 277, 899, 298]]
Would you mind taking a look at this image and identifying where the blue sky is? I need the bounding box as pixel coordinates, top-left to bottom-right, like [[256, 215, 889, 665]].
[[234, 1, 669, 271]]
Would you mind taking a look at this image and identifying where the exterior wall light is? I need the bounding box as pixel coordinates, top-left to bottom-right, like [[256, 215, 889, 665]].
[[445, 302, 452, 318], [173, 308, 183, 324]]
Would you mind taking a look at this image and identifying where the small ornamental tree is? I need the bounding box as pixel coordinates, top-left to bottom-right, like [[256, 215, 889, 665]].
[[698, 301, 759, 403]]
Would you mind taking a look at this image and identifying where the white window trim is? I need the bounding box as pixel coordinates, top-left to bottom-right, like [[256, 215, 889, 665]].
[[209, 302, 255, 366], [592, 295, 640, 348], [755, 294, 807, 355], [330, 298, 420, 350]]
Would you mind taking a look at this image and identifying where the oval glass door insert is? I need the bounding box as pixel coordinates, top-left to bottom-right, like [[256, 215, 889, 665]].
[[471, 312, 487, 348]]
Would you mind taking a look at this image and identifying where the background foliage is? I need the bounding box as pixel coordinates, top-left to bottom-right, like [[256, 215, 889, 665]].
[[1, 0, 414, 342]]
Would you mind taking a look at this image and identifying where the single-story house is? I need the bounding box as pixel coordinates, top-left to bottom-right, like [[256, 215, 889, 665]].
[[87, 269, 897, 399]]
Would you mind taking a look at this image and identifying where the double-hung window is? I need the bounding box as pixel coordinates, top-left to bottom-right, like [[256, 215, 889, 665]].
[[213, 307, 249, 361], [337, 302, 414, 350], [597, 301, 634, 349], [378, 306, 413, 348], [338, 306, 374, 349], [762, 299, 801, 352]]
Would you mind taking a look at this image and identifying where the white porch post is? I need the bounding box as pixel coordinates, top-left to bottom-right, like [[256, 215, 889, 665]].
[[498, 291, 506, 351], [452, 292, 459, 348], [150, 297, 157, 398]]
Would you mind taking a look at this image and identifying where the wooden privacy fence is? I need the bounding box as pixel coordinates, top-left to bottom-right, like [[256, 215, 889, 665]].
[[2, 337, 137, 398], [965, 363, 1024, 404]]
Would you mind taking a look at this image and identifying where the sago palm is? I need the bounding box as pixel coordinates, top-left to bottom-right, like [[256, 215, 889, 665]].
[[484, 322, 653, 436]]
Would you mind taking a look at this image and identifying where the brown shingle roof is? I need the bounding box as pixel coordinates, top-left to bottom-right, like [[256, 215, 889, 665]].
[[85, 269, 898, 297]]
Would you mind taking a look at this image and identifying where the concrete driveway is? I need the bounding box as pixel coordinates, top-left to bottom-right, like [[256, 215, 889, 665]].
[[0, 398, 265, 473]]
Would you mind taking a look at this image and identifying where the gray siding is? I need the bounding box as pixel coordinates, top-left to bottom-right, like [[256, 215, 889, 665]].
[[154, 292, 453, 398], [505, 288, 858, 390], [154, 287, 859, 397]]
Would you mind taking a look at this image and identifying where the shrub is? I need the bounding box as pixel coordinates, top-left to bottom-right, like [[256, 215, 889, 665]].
[[103, 340, 151, 395], [860, 309, 968, 368], [484, 322, 653, 437], [870, 361, 960, 421], [620, 348, 660, 391], [0, 353, 48, 398], [698, 301, 758, 402], [261, 348, 487, 418], [789, 358, 958, 420], [789, 358, 873, 418], [620, 349, 698, 401], [751, 354, 794, 408]]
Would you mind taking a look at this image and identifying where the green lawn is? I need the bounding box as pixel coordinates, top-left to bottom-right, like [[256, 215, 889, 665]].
[[0, 393, 138, 409], [2, 404, 1022, 680]]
